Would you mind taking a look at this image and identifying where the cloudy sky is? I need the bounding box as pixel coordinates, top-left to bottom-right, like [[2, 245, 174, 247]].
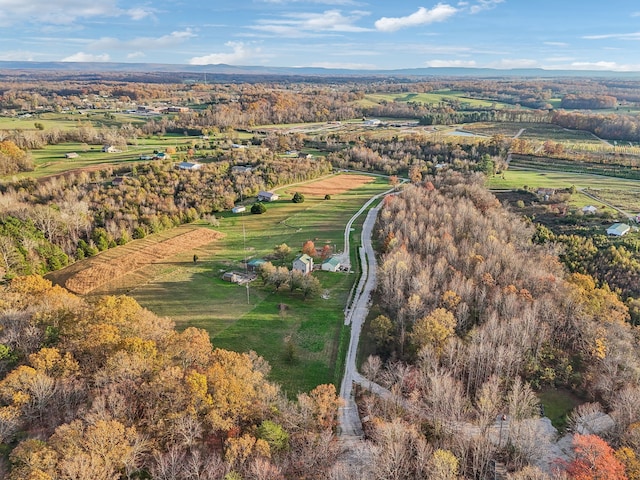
[[3, 0, 640, 71]]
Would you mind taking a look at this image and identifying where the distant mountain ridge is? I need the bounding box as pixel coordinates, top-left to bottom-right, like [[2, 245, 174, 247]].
[[1, 61, 639, 79]]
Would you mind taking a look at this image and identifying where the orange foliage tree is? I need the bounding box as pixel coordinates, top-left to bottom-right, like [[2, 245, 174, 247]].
[[302, 240, 315, 257], [565, 434, 627, 480]]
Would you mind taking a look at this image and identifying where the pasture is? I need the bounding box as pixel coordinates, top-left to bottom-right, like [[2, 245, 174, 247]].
[[50, 174, 391, 394], [488, 169, 640, 213], [359, 90, 516, 109]]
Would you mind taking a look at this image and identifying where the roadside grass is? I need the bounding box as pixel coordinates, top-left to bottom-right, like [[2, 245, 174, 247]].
[[53, 174, 391, 394]]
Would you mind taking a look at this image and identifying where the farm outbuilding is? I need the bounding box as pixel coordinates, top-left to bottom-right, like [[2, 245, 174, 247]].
[[321, 257, 341, 272], [232, 205, 246, 214], [606, 223, 631, 236], [293, 254, 313, 275], [222, 272, 242, 283], [247, 258, 266, 272], [177, 161, 202, 171], [257, 191, 279, 202], [582, 205, 598, 214]]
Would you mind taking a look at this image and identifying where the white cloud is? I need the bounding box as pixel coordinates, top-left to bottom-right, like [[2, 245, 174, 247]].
[[425, 59, 477, 67], [632, 11, 640, 17], [61, 52, 110, 62], [375, 4, 458, 32], [252, 9, 370, 37], [544, 41, 569, 47], [583, 32, 640, 40], [189, 42, 259, 65], [469, 0, 504, 14], [568, 61, 640, 72], [127, 51, 145, 59], [0, 0, 158, 26], [487, 58, 539, 69], [89, 30, 196, 50], [126, 7, 157, 20], [0, 50, 38, 61]]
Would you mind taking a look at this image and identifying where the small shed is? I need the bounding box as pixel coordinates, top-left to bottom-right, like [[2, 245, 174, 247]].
[[247, 258, 266, 273], [582, 205, 598, 214], [321, 257, 341, 272], [607, 223, 631, 236], [222, 272, 241, 283], [257, 191, 279, 202], [232, 205, 246, 214], [65, 152, 79, 159], [102, 145, 119, 153], [293, 254, 314, 275]]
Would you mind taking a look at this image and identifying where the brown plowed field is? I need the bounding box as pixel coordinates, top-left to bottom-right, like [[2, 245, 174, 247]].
[[289, 174, 375, 196], [64, 228, 223, 295]]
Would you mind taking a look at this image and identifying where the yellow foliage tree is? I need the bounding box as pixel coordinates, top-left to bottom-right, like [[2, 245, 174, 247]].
[[410, 308, 457, 355]]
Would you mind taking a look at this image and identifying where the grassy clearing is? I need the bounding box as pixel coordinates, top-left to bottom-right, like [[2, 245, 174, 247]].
[[538, 388, 583, 431], [55, 174, 391, 394]]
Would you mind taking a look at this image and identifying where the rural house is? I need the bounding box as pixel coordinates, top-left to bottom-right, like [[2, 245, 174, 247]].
[[232, 205, 246, 214], [606, 223, 631, 236], [293, 254, 314, 275], [582, 205, 598, 214], [257, 191, 279, 202], [102, 145, 119, 153], [65, 152, 79, 159], [321, 257, 341, 272]]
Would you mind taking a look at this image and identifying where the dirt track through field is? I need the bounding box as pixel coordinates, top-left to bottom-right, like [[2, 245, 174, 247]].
[[289, 174, 375, 196], [65, 228, 223, 294]]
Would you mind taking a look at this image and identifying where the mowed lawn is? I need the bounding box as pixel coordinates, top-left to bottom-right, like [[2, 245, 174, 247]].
[[84, 174, 391, 394]]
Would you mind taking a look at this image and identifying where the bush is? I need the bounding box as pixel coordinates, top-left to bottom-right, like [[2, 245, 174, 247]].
[[251, 202, 267, 214], [292, 192, 305, 203], [324, 194, 331, 200]]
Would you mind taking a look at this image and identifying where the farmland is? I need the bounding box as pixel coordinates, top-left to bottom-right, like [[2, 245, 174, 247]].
[[48, 173, 391, 394]]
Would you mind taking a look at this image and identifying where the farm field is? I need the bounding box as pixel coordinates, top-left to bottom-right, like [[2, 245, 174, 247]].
[[488, 169, 640, 213], [463, 122, 602, 143], [359, 90, 516, 109], [6, 133, 219, 179], [49, 173, 392, 394]]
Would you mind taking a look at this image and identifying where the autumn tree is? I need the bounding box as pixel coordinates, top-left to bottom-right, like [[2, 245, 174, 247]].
[[565, 434, 627, 480], [302, 240, 316, 257]]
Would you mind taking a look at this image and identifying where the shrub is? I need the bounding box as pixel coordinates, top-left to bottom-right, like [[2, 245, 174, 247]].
[[251, 202, 267, 214], [292, 192, 305, 203], [324, 194, 331, 200]]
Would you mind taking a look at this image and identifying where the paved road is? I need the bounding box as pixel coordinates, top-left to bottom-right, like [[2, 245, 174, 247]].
[[336, 186, 398, 270], [338, 203, 381, 438]]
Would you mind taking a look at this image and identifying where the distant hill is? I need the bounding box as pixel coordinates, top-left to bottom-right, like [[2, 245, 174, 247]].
[[1, 61, 639, 80]]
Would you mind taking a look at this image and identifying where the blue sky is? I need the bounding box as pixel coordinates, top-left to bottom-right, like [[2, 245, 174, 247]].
[[3, 0, 640, 71]]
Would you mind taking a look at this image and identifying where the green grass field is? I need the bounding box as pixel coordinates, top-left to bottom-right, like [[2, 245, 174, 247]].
[[64, 174, 391, 395], [359, 90, 515, 110], [488, 169, 640, 213]]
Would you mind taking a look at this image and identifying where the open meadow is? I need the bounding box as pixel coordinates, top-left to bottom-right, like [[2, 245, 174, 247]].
[[488, 168, 640, 213], [48, 173, 391, 394]]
